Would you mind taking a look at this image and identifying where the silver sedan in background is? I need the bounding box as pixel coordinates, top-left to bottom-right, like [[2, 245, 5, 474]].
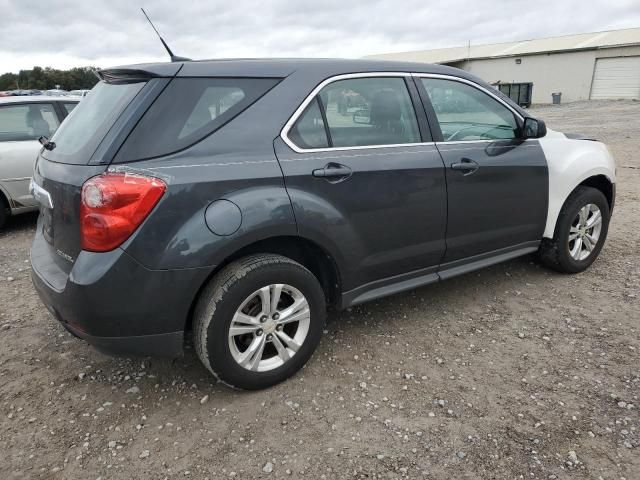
[[0, 96, 80, 228]]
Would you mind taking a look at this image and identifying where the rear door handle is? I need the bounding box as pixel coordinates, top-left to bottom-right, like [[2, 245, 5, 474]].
[[450, 158, 479, 175], [312, 163, 353, 182]]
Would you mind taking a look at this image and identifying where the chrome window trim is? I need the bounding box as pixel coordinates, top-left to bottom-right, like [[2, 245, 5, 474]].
[[438, 138, 538, 146], [413, 73, 525, 144], [280, 72, 435, 154]]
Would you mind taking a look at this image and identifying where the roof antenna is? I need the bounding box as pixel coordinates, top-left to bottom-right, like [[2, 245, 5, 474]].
[[141, 8, 191, 62]]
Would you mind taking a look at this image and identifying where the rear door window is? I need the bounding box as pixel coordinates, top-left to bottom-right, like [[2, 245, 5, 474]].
[[287, 77, 421, 150], [0, 103, 59, 142], [321, 77, 421, 147], [288, 98, 329, 149], [115, 77, 280, 162]]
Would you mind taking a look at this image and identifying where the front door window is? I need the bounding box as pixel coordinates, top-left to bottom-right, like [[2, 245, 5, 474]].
[[420, 78, 518, 141]]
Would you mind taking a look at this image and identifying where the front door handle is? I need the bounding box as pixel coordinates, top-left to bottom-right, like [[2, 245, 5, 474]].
[[312, 163, 353, 182], [451, 158, 479, 176]]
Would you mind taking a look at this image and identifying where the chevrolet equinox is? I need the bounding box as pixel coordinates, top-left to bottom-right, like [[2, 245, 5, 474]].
[[30, 59, 616, 390]]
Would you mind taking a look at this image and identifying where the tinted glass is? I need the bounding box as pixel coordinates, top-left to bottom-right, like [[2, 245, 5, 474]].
[[288, 97, 329, 149], [316, 77, 420, 148], [44, 81, 145, 164], [421, 78, 518, 141], [62, 102, 78, 114], [0, 103, 59, 142], [117, 77, 280, 161]]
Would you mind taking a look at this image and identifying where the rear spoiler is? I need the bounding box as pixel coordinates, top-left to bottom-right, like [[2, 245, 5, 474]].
[[98, 63, 183, 84]]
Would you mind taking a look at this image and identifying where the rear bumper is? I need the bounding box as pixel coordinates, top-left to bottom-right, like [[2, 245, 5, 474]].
[[56, 312, 184, 358], [30, 232, 212, 358]]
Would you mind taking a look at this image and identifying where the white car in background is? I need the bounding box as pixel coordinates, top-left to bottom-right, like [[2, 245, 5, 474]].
[[0, 96, 80, 228], [43, 89, 71, 97], [70, 89, 91, 97]]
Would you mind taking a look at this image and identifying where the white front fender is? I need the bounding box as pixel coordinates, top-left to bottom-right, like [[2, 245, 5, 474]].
[[539, 130, 616, 238]]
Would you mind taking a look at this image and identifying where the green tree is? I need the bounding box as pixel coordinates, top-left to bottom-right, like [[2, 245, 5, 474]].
[[0, 73, 18, 90], [0, 66, 100, 91]]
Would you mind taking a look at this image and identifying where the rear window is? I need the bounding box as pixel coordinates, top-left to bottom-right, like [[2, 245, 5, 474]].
[[114, 77, 279, 162], [43, 81, 145, 164]]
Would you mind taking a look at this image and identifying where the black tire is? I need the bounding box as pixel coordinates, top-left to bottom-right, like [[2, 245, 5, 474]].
[[539, 186, 610, 273], [193, 254, 326, 390], [0, 196, 8, 230]]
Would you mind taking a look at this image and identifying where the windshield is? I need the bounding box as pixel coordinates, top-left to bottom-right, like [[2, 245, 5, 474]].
[[43, 80, 145, 164]]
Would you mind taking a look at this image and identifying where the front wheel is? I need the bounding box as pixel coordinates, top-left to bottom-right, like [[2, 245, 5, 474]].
[[539, 186, 611, 273], [193, 254, 326, 390]]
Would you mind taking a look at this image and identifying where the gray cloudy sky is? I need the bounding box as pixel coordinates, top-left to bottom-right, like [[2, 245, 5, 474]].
[[1, 0, 639, 72]]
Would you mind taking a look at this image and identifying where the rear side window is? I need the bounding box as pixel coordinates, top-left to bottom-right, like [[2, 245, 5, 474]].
[[116, 77, 280, 161], [44, 81, 145, 163], [0, 103, 59, 142]]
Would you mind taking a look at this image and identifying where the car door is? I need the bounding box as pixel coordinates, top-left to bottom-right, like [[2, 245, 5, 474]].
[[274, 74, 447, 301], [414, 75, 548, 268], [0, 102, 60, 208]]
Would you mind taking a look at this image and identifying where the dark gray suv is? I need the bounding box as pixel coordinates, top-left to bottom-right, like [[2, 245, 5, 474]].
[[31, 59, 615, 390]]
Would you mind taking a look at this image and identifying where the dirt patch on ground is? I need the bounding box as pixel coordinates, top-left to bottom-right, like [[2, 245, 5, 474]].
[[1, 100, 638, 479]]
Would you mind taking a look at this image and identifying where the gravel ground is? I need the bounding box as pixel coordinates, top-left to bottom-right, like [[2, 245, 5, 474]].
[[1, 100, 638, 480]]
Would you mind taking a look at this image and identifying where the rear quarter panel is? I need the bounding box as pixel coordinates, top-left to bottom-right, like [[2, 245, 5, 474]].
[[114, 72, 340, 271], [115, 153, 296, 270]]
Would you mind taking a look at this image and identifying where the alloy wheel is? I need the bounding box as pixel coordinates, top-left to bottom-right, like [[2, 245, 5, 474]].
[[228, 284, 311, 372], [568, 203, 602, 261]]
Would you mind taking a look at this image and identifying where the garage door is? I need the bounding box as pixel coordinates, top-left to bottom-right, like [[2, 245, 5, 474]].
[[590, 56, 640, 100]]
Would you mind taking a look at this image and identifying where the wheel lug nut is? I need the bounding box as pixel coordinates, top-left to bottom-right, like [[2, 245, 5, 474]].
[[272, 313, 280, 320], [260, 316, 267, 323], [267, 334, 273, 341], [276, 324, 283, 331], [256, 329, 263, 336]]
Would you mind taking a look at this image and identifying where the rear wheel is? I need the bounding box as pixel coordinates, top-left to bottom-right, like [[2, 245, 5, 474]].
[[193, 254, 325, 390], [539, 186, 610, 273]]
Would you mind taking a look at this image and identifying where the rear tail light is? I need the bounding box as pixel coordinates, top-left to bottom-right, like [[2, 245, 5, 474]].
[[80, 172, 166, 252]]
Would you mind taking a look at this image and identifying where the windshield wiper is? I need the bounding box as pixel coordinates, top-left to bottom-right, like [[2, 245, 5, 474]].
[[38, 136, 56, 151]]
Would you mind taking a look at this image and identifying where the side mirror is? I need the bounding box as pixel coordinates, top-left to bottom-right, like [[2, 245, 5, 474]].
[[352, 109, 371, 125], [522, 117, 547, 139]]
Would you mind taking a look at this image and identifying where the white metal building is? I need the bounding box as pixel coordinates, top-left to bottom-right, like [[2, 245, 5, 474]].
[[367, 28, 640, 104]]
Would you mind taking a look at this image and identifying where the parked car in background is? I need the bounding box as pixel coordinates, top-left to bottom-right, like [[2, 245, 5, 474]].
[[29, 59, 615, 390], [43, 89, 70, 97], [70, 89, 91, 97], [4, 89, 44, 96], [0, 95, 80, 228]]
